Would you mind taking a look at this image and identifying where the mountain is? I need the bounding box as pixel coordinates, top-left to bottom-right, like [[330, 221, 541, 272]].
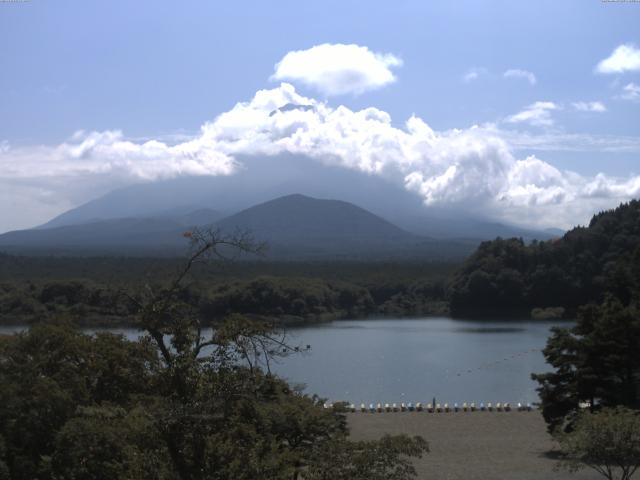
[[215, 194, 444, 259], [36, 154, 558, 242], [217, 194, 412, 243], [0, 209, 223, 255], [0, 194, 475, 259], [0, 217, 187, 255]]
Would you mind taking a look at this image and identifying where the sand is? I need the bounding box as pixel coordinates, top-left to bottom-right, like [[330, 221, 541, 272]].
[[347, 410, 602, 480]]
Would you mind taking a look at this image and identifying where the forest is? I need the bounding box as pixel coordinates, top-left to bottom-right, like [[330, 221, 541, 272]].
[[0, 257, 452, 327], [448, 200, 640, 318]]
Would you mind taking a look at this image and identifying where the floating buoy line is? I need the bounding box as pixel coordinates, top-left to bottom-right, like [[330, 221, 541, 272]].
[[324, 401, 535, 413], [320, 349, 544, 413], [450, 348, 541, 379]]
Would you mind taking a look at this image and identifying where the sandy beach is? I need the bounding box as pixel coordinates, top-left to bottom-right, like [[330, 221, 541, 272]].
[[347, 411, 601, 480]]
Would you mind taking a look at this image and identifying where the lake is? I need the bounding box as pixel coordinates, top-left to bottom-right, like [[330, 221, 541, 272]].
[[0, 317, 566, 405]]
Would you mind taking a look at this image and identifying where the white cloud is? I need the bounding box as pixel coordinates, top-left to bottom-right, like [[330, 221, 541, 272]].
[[506, 101, 560, 127], [572, 101, 606, 112], [2, 83, 640, 232], [503, 69, 537, 85], [619, 82, 640, 101], [462, 67, 487, 83], [271, 43, 402, 96], [596, 44, 640, 74], [2, 129, 236, 182]]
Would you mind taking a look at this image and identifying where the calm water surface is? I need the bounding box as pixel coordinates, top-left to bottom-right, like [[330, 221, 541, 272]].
[[0, 317, 566, 404]]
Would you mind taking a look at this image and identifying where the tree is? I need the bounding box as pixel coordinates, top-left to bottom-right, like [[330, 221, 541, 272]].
[[306, 434, 429, 480], [1, 227, 429, 480], [532, 297, 640, 433], [121, 227, 428, 480], [556, 407, 640, 480]]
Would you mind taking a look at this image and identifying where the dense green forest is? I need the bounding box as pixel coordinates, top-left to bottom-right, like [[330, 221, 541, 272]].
[[448, 200, 640, 318], [0, 256, 453, 326]]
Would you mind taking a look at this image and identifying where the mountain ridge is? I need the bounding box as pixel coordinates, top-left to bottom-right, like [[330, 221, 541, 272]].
[[0, 194, 474, 259], [34, 155, 560, 241]]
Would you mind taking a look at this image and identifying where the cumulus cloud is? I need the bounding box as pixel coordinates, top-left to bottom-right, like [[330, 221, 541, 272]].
[[572, 101, 606, 112], [596, 44, 640, 74], [2, 83, 640, 231], [506, 101, 560, 127], [1, 129, 236, 182], [270, 43, 402, 96], [619, 82, 640, 101], [503, 69, 537, 85]]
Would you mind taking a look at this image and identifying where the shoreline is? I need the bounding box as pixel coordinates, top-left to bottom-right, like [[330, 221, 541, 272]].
[[347, 411, 600, 480]]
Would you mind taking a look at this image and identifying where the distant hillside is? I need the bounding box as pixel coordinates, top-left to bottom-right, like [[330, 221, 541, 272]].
[[0, 194, 475, 260], [0, 208, 223, 254], [217, 194, 412, 242], [36, 154, 558, 242], [215, 194, 467, 259], [0, 218, 187, 252], [448, 199, 640, 317]]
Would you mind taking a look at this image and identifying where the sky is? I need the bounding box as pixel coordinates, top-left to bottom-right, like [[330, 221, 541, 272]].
[[1, 0, 640, 233]]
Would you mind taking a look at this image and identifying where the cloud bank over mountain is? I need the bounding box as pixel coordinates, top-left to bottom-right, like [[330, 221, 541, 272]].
[[2, 81, 640, 232]]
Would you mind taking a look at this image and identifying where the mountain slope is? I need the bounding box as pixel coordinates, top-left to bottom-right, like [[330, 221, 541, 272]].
[[0, 194, 475, 259], [36, 154, 558, 242], [215, 194, 472, 259], [0, 209, 222, 254], [217, 194, 412, 242]]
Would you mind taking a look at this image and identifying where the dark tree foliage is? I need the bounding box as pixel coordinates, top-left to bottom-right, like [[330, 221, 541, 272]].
[[0, 272, 450, 328], [0, 228, 428, 480], [555, 407, 640, 480], [201, 276, 376, 321], [532, 297, 640, 433], [449, 200, 640, 317]]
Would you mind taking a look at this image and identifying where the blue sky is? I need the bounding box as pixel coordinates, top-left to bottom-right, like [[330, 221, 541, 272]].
[[1, 0, 640, 232]]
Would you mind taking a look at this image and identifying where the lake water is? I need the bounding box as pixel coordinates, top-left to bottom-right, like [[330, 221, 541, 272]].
[[0, 317, 566, 405]]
